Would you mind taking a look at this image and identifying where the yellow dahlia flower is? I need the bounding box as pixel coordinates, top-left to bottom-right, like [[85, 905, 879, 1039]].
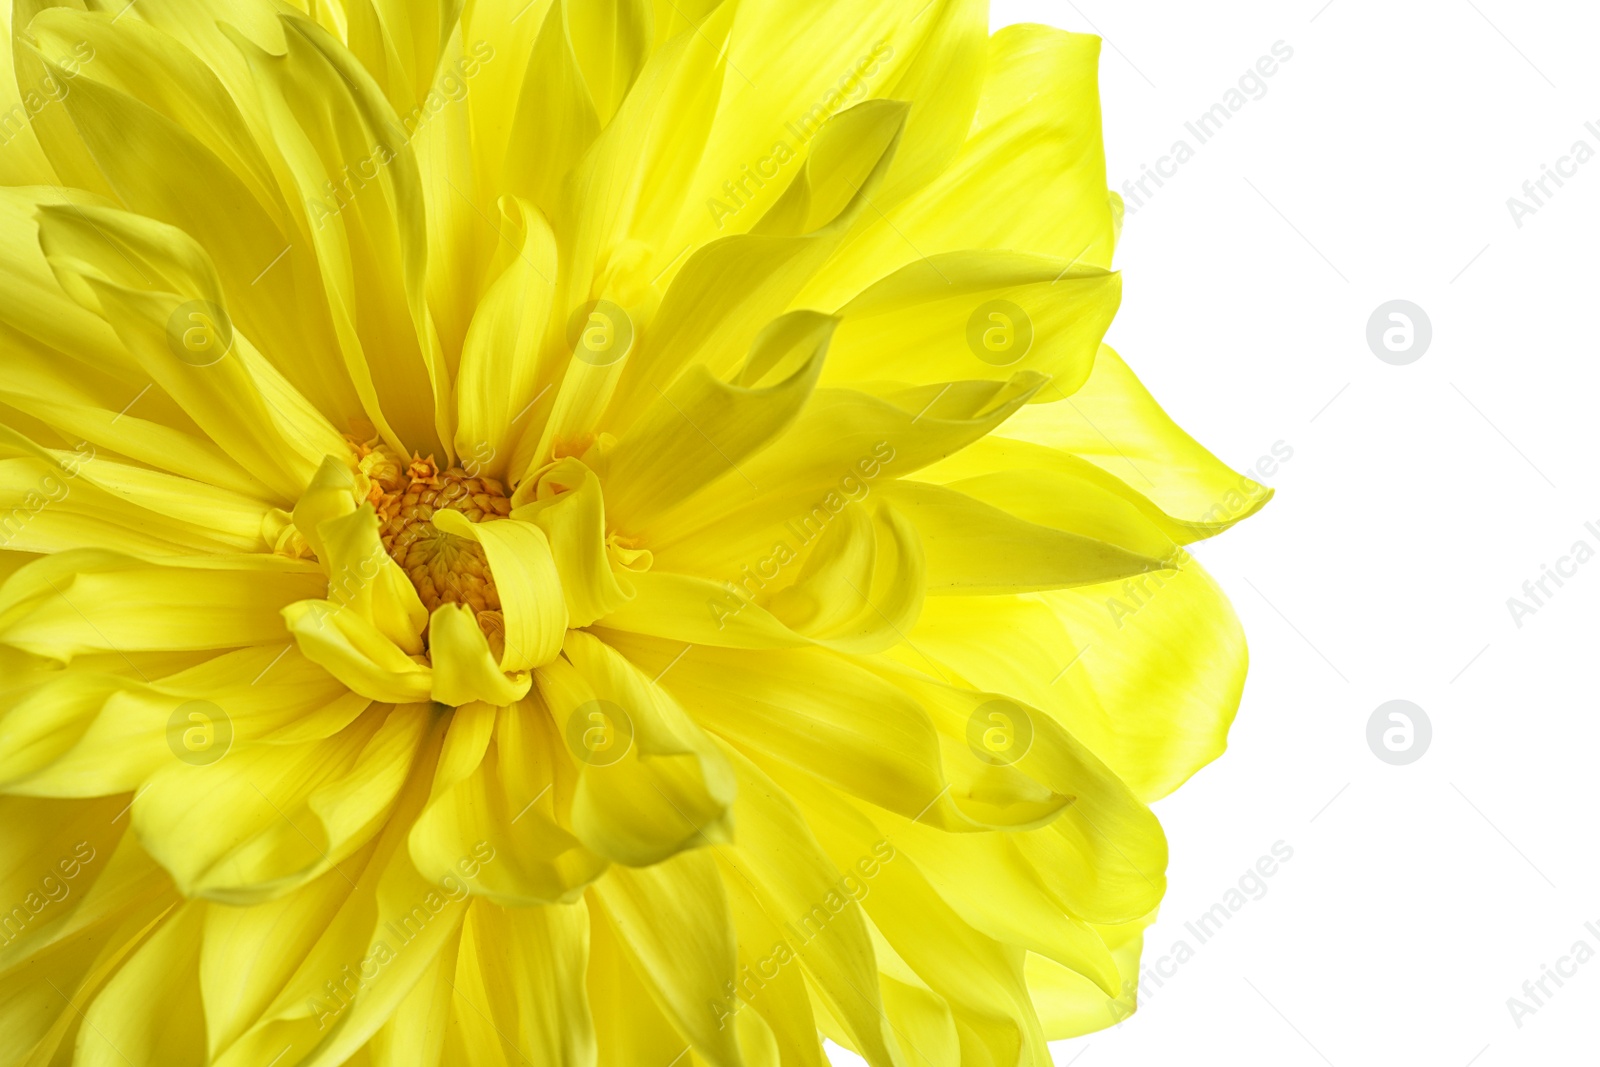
[[0, 0, 1267, 1062]]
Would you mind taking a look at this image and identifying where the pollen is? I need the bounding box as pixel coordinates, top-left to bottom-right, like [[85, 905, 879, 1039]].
[[362, 447, 514, 632]]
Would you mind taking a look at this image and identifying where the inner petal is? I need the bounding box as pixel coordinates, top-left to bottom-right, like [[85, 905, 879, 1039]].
[[360, 447, 514, 644]]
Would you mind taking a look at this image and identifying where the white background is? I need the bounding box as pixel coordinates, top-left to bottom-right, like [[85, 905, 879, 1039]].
[[833, 1, 1600, 1064]]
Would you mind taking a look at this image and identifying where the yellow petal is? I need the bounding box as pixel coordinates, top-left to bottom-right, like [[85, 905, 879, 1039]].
[[587, 897, 694, 1066], [425, 602, 533, 707], [876, 479, 1162, 594], [343, 0, 463, 116], [0, 325, 266, 499], [318, 505, 430, 655], [869, 0, 987, 204], [232, 14, 446, 458], [365, 924, 459, 1067], [0, 799, 179, 1065], [766, 499, 924, 653], [430, 510, 567, 671], [823, 253, 1119, 397], [912, 435, 1188, 557], [132, 705, 428, 904], [283, 599, 435, 706], [600, 98, 907, 434], [802, 25, 1116, 309], [0, 188, 130, 380], [598, 310, 832, 532], [648, 373, 1042, 559], [501, 0, 602, 219], [78, 900, 209, 1066], [510, 458, 634, 627], [38, 202, 344, 501], [200, 866, 357, 1058], [872, 812, 1121, 997], [910, 560, 1247, 802], [0, 9, 58, 186], [657, 0, 925, 255], [208, 721, 462, 1067], [537, 632, 735, 866], [451, 897, 598, 1065], [591, 850, 742, 1067], [881, 666, 1167, 923], [451, 196, 559, 482], [0, 645, 368, 797], [596, 569, 809, 650], [0, 549, 324, 660], [789, 776, 1050, 1067], [714, 746, 901, 1067], [0, 447, 262, 557], [408, 699, 607, 905], [25, 7, 366, 422], [604, 636, 955, 828], [1000, 345, 1274, 529], [1026, 914, 1153, 1039]]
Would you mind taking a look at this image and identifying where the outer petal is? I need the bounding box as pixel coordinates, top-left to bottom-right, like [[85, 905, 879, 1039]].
[[37, 202, 345, 501], [200, 866, 355, 1060], [822, 253, 1119, 398], [450, 897, 598, 1067], [0, 550, 325, 660], [802, 26, 1117, 309], [451, 196, 559, 482], [909, 561, 1249, 802], [537, 632, 735, 867], [595, 310, 831, 533], [999, 345, 1274, 529], [208, 721, 464, 1067], [590, 851, 742, 1067], [0, 646, 368, 797], [408, 700, 607, 905], [131, 705, 428, 904], [77, 900, 209, 1066], [25, 8, 365, 423], [713, 746, 901, 1067]]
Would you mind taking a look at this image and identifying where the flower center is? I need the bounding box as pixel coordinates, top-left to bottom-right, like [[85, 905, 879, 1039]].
[[362, 450, 513, 621]]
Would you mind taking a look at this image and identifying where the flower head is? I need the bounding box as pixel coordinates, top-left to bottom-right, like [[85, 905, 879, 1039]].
[[0, 1, 1266, 1063]]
